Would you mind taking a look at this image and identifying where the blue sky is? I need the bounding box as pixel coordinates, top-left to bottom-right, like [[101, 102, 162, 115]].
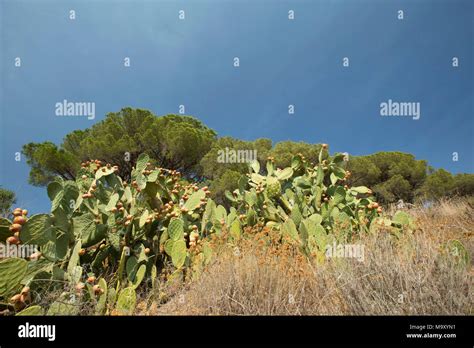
[[1, 0, 473, 213]]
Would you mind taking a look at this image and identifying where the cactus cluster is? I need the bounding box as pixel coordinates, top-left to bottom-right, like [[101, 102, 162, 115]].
[[224, 146, 388, 256], [0, 145, 466, 315], [0, 153, 217, 315]]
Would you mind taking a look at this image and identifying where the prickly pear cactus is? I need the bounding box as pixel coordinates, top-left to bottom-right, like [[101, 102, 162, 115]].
[[225, 145, 386, 253], [0, 146, 398, 313], [265, 177, 281, 199], [47, 292, 79, 316], [0, 153, 224, 313], [168, 218, 184, 241], [170, 240, 187, 268], [0, 258, 28, 296], [116, 287, 136, 315], [95, 278, 108, 315], [392, 211, 415, 230], [16, 305, 44, 316]]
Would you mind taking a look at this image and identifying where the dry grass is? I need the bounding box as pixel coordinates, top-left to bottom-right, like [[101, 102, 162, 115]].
[[144, 198, 473, 315], [25, 199, 472, 316]]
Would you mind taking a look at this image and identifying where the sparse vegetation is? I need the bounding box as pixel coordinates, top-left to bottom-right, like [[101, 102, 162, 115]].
[[143, 198, 473, 316], [0, 140, 472, 316]]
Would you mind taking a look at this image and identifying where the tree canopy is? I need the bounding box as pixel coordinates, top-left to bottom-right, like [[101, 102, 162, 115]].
[[23, 108, 217, 185], [347, 152, 427, 203], [417, 169, 474, 200]]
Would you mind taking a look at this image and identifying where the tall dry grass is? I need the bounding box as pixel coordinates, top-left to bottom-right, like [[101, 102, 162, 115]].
[[144, 198, 473, 315]]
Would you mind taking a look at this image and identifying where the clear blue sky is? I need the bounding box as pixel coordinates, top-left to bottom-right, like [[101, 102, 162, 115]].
[[1, 0, 473, 213]]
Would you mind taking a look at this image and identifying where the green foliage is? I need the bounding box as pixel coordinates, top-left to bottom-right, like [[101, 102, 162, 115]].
[[116, 287, 136, 315], [149, 114, 217, 175], [200, 137, 272, 180], [392, 211, 415, 231], [22, 142, 79, 186], [16, 305, 44, 316], [183, 190, 206, 211], [21, 108, 469, 205], [417, 169, 453, 200], [418, 169, 474, 200], [95, 278, 108, 314], [347, 152, 427, 203], [0, 218, 12, 243], [0, 152, 223, 315], [451, 174, 474, 197], [0, 188, 16, 218], [8, 121, 471, 316], [0, 258, 28, 296], [209, 170, 244, 205], [344, 157, 381, 187], [168, 218, 184, 241], [20, 214, 55, 246], [225, 146, 386, 256], [199, 137, 272, 204], [373, 174, 412, 203], [47, 299, 78, 316], [268, 141, 323, 168], [170, 240, 187, 268], [23, 108, 216, 186]]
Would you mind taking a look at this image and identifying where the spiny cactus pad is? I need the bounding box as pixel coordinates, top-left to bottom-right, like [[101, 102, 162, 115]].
[[16, 305, 44, 316], [184, 190, 206, 211], [168, 218, 184, 241], [116, 287, 136, 315], [0, 258, 28, 296], [171, 240, 187, 268], [20, 214, 55, 246]]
